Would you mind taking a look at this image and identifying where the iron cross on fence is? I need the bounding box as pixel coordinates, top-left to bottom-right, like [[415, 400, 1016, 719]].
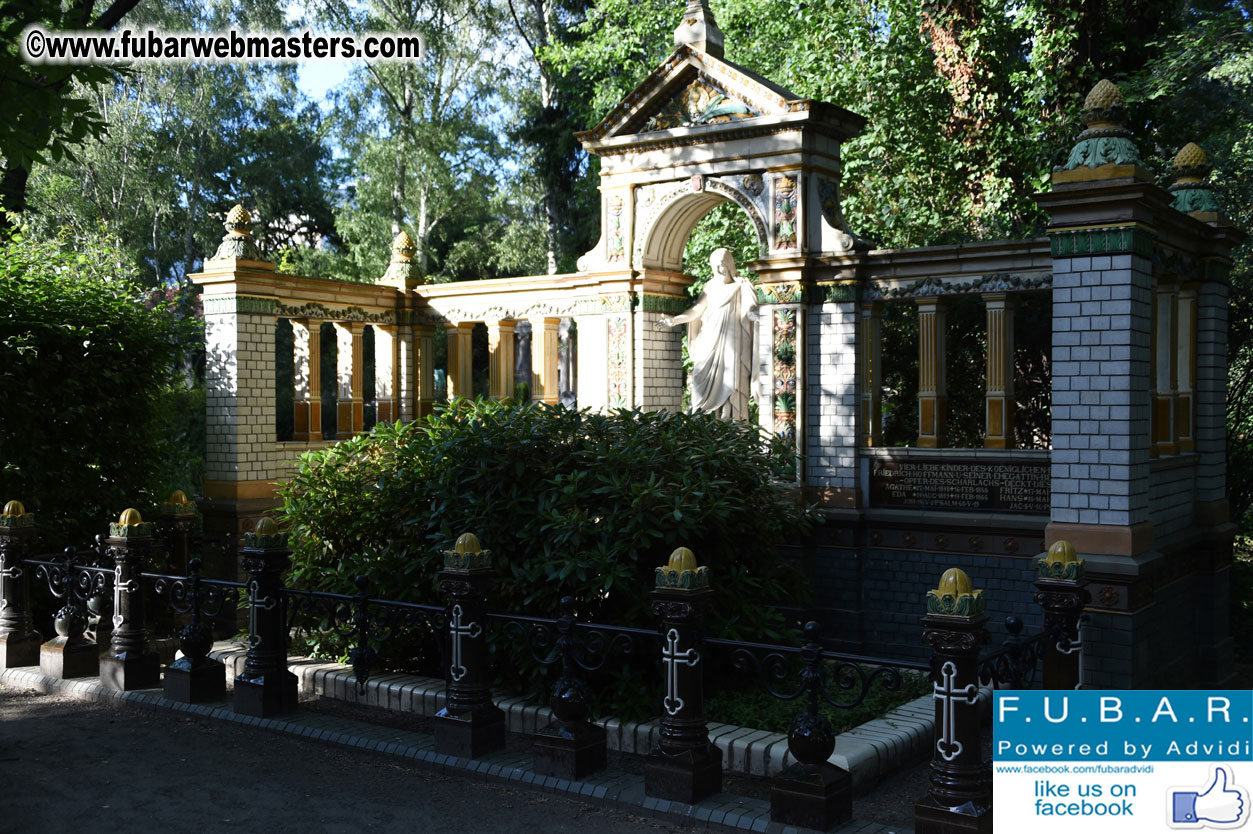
[[662, 627, 700, 715], [247, 581, 277, 647], [112, 576, 137, 629], [448, 603, 481, 682], [934, 660, 978, 761]]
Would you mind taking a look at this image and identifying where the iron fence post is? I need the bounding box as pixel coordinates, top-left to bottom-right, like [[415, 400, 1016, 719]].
[[159, 490, 198, 576], [1034, 540, 1089, 690], [163, 557, 226, 703], [769, 621, 852, 830], [100, 509, 161, 690], [915, 568, 992, 834], [644, 547, 721, 804], [532, 595, 608, 779], [0, 500, 42, 667], [39, 546, 99, 679], [435, 533, 506, 758], [234, 517, 298, 717]]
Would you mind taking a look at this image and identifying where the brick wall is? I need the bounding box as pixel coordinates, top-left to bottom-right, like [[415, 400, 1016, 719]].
[[633, 309, 684, 411], [804, 302, 857, 493]]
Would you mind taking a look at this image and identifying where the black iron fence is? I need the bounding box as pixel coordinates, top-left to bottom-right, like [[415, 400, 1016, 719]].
[[0, 500, 1089, 832]]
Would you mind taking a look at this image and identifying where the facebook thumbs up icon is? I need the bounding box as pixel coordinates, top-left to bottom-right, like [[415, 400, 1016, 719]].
[[1170, 766, 1249, 829]]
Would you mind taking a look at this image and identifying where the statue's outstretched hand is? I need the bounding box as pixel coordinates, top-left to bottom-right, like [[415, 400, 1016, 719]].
[[655, 316, 673, 329]]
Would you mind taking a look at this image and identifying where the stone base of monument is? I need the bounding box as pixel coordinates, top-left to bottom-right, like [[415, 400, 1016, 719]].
[[233, 670, 298, 717], [532, 721, 607, 779], [913, 796, 993, 834], [163, 656, 226, 703], [39, 637, 99, 679], [434, 706, 506, 759], [0, 631, 42, 668], [770, 762, 852, 830], [99, 651, 161, 691], [644, 744, 722, 804]]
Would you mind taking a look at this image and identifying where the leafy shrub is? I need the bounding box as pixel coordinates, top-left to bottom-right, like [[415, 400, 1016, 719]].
[[0, 218, 203, 547], [280, 399, 815, 710]]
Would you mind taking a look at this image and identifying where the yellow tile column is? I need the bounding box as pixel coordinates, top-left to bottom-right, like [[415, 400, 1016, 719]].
[[488, 320, 517, 400], [530, 317, 561, 404], [916, 297, 947, 448], [1175, 284, 1197, 451], [983, 293, 1015, 449], [334, 322, 365, 437], [446, 323, 474, 400], [1153, 282, 1179, 455], [414, 323, 436, 418], [373, 325, 398, 424], [291, 318, 322, 441], [859, 303, 882, 446]]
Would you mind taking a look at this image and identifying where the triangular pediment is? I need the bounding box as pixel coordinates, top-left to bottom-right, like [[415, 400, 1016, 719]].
[[578, 46, 802, 145]]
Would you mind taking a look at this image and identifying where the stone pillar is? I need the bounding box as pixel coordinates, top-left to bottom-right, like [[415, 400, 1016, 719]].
[[859, 302, 882, 446], [291, 318, 322, 441], [915, 568, 991, 834], [446, 323, 475, 400], [374, 325, 398, 424], [235, 517, 298, 717], [0, 500, 42, 667], [100, 508, 161, 691], [916, 297, 947, 447], [487, 320, 516, 400], [558, 318, 577, 408], [1175, 284, 1197, 451], [413, 323, 437, 417], [1152, 282, 1179, 455], [645, 548, 721, 804], [1034, 541, 1089, 691], [530, 317, 561, 404], [983, 294, 1015, 448], [334, 322, 365, 437], [573, 315, 606, 411], [435, 533, 506, 758]]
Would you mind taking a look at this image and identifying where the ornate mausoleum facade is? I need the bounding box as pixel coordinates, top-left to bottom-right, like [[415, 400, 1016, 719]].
[[192, 3, 1242, 688]]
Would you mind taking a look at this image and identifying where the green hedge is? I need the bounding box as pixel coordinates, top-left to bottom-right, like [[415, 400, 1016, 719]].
[[280, 399, 815, 711]]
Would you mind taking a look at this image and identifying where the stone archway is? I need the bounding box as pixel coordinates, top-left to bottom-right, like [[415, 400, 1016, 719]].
[[570, 0, 868, 456]]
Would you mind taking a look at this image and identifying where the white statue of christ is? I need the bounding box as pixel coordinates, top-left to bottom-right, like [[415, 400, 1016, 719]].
[[656, 248, 758, 420]]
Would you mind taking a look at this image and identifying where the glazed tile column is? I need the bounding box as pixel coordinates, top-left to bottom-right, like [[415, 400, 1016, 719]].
[[859, 302, 882, 446], [530, 317, 561, 404], [487, 320, 516, 400], [334, 322, 365, 437], [1175, 284, 1197, 451], [291, 318, 322, 441], [983, 293, 1015, 448], [235, 517, 298, 717], [645, 547, 721, 804], [100, 508, 161, 691], [916, 296, 947, 447], [445, 322, 475, 400], [1152, 281, 1179, 455], [373, 324, 398, 424], [0, 500, 42, 668], [412, 322, 437, 418], [915, 568, 991, 834]]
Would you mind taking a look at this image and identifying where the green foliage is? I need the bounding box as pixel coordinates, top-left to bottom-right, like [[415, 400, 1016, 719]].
[[0, 217, 202, 546], [280, 399, 814, 708]]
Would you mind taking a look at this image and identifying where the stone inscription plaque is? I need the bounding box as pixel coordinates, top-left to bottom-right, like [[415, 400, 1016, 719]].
[[870, 458, 1050, 514]]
